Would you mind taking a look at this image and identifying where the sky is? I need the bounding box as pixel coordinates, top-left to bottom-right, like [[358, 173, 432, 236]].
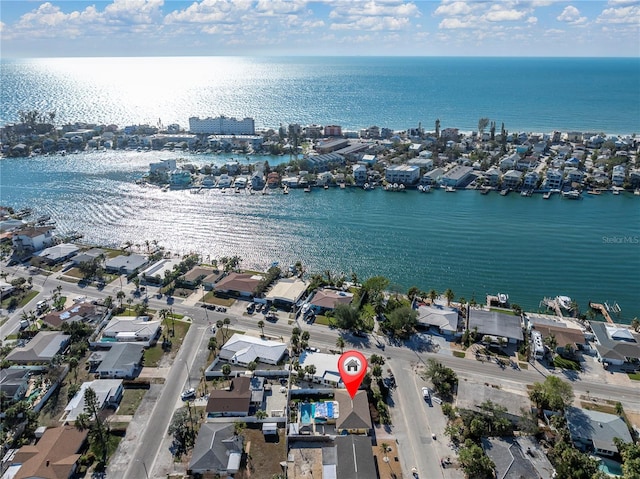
[[0, 0, 639, 57]]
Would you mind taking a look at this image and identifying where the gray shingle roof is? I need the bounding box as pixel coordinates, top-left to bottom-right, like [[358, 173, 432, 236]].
[[469, 310, 523, 341]]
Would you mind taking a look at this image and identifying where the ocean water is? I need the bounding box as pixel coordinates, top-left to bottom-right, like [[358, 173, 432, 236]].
[[1, 56, 639, 319], [1, 56, 639, 133], [1, 151, 639, 320]]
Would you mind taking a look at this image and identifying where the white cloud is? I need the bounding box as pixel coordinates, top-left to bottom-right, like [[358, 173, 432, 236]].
[[438, 17, 476, 29], [327, 0, 419, 31], [485, 9, 528, 22], [557, 6, 587, 25], [433, 1, 473, 17], [527, 16, 538, 24], [597, 5, 640, 24]]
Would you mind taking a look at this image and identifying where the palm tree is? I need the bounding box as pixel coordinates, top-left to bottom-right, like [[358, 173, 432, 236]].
[[255, 410, 268, 420], [223, 317, 231, 338], [336, 337, 345, 354], [444, 288, 455, 306], [116, 290, 126, 308], [544, 333, 557, 357], [427, 289, 438, 305], [103, 295, 113, 309], [258, 320, 265, 337], [222, 363, 231, 380]]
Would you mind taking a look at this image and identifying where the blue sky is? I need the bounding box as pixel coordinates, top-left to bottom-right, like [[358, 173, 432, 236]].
[[1, 1, 638, 57]]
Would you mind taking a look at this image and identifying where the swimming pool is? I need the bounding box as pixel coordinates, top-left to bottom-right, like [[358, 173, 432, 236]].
[[300, 403, 314, 424], [598, 458, 622, 477]]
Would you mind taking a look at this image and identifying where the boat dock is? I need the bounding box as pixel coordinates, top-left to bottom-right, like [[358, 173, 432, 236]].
[[540, 297, 564, 318], [589, 302, 616, 325]]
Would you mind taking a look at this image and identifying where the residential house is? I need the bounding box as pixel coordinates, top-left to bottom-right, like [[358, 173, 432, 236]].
[[416, 304, 459, 336], [139, 258, 182, 285], [499, 153, 519, 171], [385, 164, 421, 185], [5, 332, 70, 364], [188, 423, 243, 476], [502, 170, 523, 190], [309, 288, 353, 315], [202, 270, 225, 290], [544, 169, 563, 190], [35, 243, 79, 265], [5, 426, 87, 479], [566, 407, 632, 457], [94, 343, 145, 379], [421, 168, 444, 186], [264, 278, 308, 308], [206, 377, 253, 417], [99, 316, 160, 346], [352, 164, 367, 185], [629, 168, 640, 188], [590, 322, 640, 367], [566, 132, 583, 142], [0, 368, 30, 404], [564, 167, 585, 186], [71, 248, 105, 266], [523, 171, 540, 190], [335, 390, 372, 435], [61, 379, 123, 423], [11, 226, 55, 254], [214, 272, 264, 297], [43, 302, 102, 328], [441, 165, 474, 187], [359, 154, 377, 165], [529, 322, 587, 356], [467, 310, 523, 344], [482, 437, 555, 479], [297, 351, 342, 386], [611, 165, 626, 187], [179, 266, 215, 288], [104, 253, 148, 275], [484, 167, 502, 187], [218, 334, 287, 366]]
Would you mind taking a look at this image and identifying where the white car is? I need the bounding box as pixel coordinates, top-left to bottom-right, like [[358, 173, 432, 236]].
[[421, 387, 430, 400], [181, 388, 196, 401]]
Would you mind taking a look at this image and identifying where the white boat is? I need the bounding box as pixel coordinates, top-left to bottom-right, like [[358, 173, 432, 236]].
[[562, 190, 581, 200], [497, 293, 509, 305], [304, 186, 311, 193], [445, 186, 456, 193], [363, 183, 370, 190], [557, 296, 573, 310], [543, 191, 551, 199]]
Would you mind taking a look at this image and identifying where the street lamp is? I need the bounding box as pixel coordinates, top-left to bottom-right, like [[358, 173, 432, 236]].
[[136, 459, 149, 479]]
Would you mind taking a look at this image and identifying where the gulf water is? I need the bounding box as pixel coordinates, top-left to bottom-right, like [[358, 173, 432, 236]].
[[1, 57, 639, 319]]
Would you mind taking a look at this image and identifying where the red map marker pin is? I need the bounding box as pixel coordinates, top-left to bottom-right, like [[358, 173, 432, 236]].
[[338, 350, 368, 399]]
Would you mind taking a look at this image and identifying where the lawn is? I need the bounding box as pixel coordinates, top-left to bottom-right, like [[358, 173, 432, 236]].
[[453, 351, 466, 358], [628, 372, 640, 381], [553, 356, 581, 370], [201, 291, 236, 307], [143, 344, 165, 367], [489, 307, 516, 315], [118, 388, 147, 416], [144, 320, 191, 366], [1, 290, 39, 309], [313, 315, 335, 327]]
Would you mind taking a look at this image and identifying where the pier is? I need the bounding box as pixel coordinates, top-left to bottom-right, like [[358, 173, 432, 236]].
[[540, 297, 564, 318], [589, 302, 616, 325]]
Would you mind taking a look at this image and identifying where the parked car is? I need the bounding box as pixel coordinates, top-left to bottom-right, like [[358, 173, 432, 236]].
[[181, 388, 196, 401], [421, 387, 430, 400]]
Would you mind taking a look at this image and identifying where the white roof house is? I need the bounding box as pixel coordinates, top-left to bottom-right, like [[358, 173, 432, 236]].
[[61, 379, 123, 423], [100, 316, 161, 346], [416, 305, 459, 335], [139, 258, 182, 283], [264, 278, 308, 305], [104, 254, 148, 274], [297, 351, 344, 387], [219, 334, 287, 366]]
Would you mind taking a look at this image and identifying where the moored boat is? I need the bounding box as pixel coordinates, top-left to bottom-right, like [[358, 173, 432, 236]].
[[562, 190, 581, 199], [543, 191, 551, 199]]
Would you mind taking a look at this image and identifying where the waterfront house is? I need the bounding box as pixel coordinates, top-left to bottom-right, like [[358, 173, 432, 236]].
[[250, 171, 265, 190], [589, 322, 640, 367], [544, 169, 563, 190], [189, 116, 255, 135], [100, 316, 160, 346], [468, 310, 523, 345], [188, 423, 243, 476], [335, 390, 372, 435], [61, 379, 123, 423], [416, 304, 459, 336], [5, 331, 70, 364], [214, 272, 263, 297], [179, 266, 215, 288], [0, 368, 30, 404], [219, 334, 287, 366], [6, 426, 87, 479], [630, 168, 640, 188], [566, 407, 632, 457], [352, 164, 367, 185], [316, 171, 334, 186], [264, 278, 308, 308], [12, 226, 55, 254], [441, 165, 474, 188], [309, 288, 354, 315], [94, 343, 145, 379], [409, 156, 434, 170], [611, 165, 626, 187], [502, 170, 523, 190], [139, 257, 182, 285], [564, 167, 585, 186], [266, 172, 281, 188], [523, 171, 540, 190], [104, 253, 147, 275], [169, 169, 192, 187], [566, 132, 583, 143], [35, 243, 79, 265], [421, 167, 444, 186], [384, 164, 421, 185], [484, 167, 502, 187], [71, 247, 105, 266], [499, 153, 519, 171], [297, 351, 342, 386]]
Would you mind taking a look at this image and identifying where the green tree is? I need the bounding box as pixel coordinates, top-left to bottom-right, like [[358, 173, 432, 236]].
[[444, 288, 455, 306], [208, 337, 217, 351], [247, 361, 257, 372], [615, 438, 640, 478], [528, 376, 573, 414], [69, 357, 79, 384], [552, 440, 602, 479], [333, 303, 361, 331], [255, 409, 268, 420], [258, 320, 265, 337], [458, 439, 495, 479], [168, 407, 196, 458], [116, 290, 126, 308], [222, 363, 232, 379], [386, 306, 418, 338], [478, 117, 490, 137], [427, 289, 438, 305], [336, 336, 345, 353], [424, 358, 458, 399], [75, 387, 110, 465]]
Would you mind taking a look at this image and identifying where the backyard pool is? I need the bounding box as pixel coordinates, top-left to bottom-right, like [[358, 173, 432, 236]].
[[598, 457, 622, 477], [300, 403, 314, 425]]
